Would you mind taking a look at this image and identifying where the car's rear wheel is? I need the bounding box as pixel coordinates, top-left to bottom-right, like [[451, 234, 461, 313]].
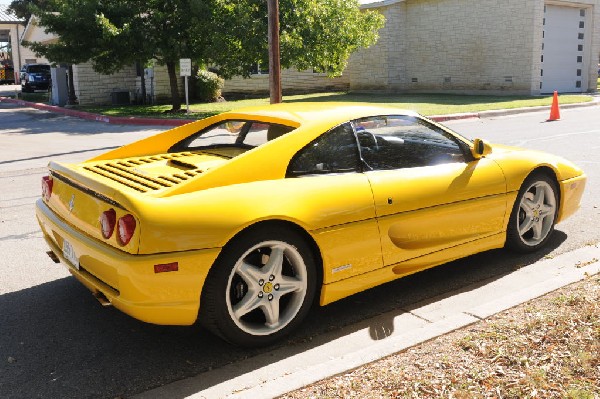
[[200, 227, 317, 347], [505, 173, 558, 252]]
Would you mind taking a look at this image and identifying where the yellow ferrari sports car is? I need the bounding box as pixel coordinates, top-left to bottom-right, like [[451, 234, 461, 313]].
[[36, 103, 586, 346]]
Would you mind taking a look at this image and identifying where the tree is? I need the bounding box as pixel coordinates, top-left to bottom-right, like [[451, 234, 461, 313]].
[[8, 0, 50, 22], [209, 0, 385, 79], [24, 0, 384, 110], [27, 0, 213, 111]]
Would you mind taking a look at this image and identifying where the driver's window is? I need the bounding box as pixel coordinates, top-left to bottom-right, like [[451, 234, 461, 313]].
[[287, 123, 360, 177], [354, 115, 466, 170]]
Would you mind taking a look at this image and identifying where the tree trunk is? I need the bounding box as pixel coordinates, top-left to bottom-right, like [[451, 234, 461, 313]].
[[67, 64, 77, 105], [166, 61, 181, 111]]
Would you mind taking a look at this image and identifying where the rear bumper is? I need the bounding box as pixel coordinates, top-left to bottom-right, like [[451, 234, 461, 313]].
[[23, 81, 49, 90], [36, 199, 221, 325]]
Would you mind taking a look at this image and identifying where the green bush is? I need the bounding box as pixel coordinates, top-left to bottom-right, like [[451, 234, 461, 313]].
[[195, 70, 224, 102]]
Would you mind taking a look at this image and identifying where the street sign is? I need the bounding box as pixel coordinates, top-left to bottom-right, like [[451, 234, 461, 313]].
[[180, 58, 192, 77], [180, 58, 192, 114]]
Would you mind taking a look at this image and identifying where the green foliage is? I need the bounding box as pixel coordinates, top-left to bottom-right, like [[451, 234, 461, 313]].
[[8, 0, 49, 21], [195, 70, 224, 103], [23, 0, 385, 109], [210, 0, 385, 78]]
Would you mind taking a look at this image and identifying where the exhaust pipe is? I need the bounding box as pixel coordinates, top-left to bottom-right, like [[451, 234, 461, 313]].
[[93, 291, 112, 307], [46, 251, 60, 263]]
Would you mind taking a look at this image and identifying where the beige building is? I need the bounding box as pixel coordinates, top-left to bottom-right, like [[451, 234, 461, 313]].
[[224, 68, 350, 94], [224, 0, 600, 96], [13, 0, 600, 103], [19, 15, 53, 65]]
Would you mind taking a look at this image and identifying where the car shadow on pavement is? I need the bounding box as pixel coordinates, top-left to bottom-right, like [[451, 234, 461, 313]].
[[0, 231, 567, 399]]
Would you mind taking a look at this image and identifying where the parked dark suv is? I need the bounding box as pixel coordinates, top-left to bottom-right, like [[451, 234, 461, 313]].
[[21, 64, 51, 92]]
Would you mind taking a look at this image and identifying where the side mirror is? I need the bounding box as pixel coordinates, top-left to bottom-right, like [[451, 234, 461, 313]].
[[471, 138, 492, 159]]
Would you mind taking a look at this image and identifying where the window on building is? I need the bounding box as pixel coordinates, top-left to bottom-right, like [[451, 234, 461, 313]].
[[249, 62, 269, 75]]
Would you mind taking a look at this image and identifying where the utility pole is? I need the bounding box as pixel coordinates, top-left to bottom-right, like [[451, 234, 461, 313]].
[[267, 0, 282, 104]]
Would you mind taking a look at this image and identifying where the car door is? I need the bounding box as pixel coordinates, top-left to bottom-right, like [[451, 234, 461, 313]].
[[355, 115, 507, 270], [286, 122, 383, 283]]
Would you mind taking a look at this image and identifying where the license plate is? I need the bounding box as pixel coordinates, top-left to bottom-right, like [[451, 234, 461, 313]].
[[62, 239, 79, 270]]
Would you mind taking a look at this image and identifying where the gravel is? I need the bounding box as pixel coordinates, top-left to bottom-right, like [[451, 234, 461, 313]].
[[280, 275, 600, 399]]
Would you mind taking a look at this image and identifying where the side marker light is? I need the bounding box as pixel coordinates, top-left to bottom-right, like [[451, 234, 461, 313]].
[[154, 262, 179, 273]]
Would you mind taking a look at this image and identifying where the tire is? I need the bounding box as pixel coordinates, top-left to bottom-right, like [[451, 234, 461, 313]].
[[200, 226, 317, 347], [505, 173, 559, 253]]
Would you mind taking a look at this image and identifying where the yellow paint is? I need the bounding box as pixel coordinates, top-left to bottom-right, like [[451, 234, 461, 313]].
[[35, 103, 587, 326]]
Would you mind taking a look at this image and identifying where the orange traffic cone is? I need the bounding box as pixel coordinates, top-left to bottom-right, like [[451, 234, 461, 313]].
[[548, 90, 560, 121]]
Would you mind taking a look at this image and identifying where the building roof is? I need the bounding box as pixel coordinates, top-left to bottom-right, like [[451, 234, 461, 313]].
[[0, 4, 24, 23], [359, 0, 404, 8]]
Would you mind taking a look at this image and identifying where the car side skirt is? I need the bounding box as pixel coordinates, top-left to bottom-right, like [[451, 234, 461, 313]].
[[319, 232, 506, 306]]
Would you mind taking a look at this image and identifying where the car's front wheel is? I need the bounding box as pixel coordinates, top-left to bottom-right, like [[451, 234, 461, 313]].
[[200, 227, 317, 347], [505, 173, 558, 252]]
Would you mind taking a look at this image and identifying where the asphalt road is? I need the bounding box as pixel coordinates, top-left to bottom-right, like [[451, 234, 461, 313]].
[[0, 102, 599, 399]]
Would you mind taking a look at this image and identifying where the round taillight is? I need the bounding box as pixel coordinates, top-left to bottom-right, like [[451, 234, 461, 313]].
[[42, 176, 53, 201], [117, 214, 136, 246], [100, 209, 117, 239]]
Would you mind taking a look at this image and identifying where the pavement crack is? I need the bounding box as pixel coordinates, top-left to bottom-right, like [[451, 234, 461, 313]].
[[0, 231, 41, 242], [462, 311, 485, 321], [403, 310, 433, 323], [0, 146, 119, 166]]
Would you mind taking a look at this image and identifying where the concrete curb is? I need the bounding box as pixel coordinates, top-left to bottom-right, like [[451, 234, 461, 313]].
[[2, 95, 599, 127], [0, 97, 195, 127], [134, 245, 600, 399]]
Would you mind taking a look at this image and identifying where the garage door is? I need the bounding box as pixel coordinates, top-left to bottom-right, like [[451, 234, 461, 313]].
[[541, 5, 587, 93]]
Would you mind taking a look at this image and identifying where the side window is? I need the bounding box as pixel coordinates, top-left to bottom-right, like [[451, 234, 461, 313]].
[[354, 115, 466, 170], [287, 123, 360, 176]]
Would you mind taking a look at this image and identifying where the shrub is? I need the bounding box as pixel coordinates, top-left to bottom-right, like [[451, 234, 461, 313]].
[[195, 69, 224, 102]]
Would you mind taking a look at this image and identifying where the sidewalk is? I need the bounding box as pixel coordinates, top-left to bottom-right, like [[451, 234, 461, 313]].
[[134, 245, 600, 399], [1, 95, 599, 126]]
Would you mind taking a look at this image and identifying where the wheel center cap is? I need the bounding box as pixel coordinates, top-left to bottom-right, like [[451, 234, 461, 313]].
[[533, 209, 540, 218], [263, 282, 274, 294]]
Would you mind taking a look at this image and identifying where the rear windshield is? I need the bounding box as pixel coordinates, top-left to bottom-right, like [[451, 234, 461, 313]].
[[28, 65, 50, 73], [169, 120, 295, 155]]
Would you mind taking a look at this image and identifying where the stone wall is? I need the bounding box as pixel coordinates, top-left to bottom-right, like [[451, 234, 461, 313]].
[[223, 69, 349, 94], [73, 63, 137, 105], [348, 0, 540, 94], [346, 3, 404, 91]]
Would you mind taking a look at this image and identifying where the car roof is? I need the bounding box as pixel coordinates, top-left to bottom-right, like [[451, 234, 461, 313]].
[[223, 102, 419, 128]]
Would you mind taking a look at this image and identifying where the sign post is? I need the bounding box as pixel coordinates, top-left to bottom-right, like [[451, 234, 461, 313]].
[[179, 58, 192, 114]]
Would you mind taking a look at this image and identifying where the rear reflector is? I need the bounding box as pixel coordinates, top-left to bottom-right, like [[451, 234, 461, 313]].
[[100, 209, 117, 239], [154, 262, 179, 273], [42, 176, 53, 201], [117, 214, 136, 246]]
